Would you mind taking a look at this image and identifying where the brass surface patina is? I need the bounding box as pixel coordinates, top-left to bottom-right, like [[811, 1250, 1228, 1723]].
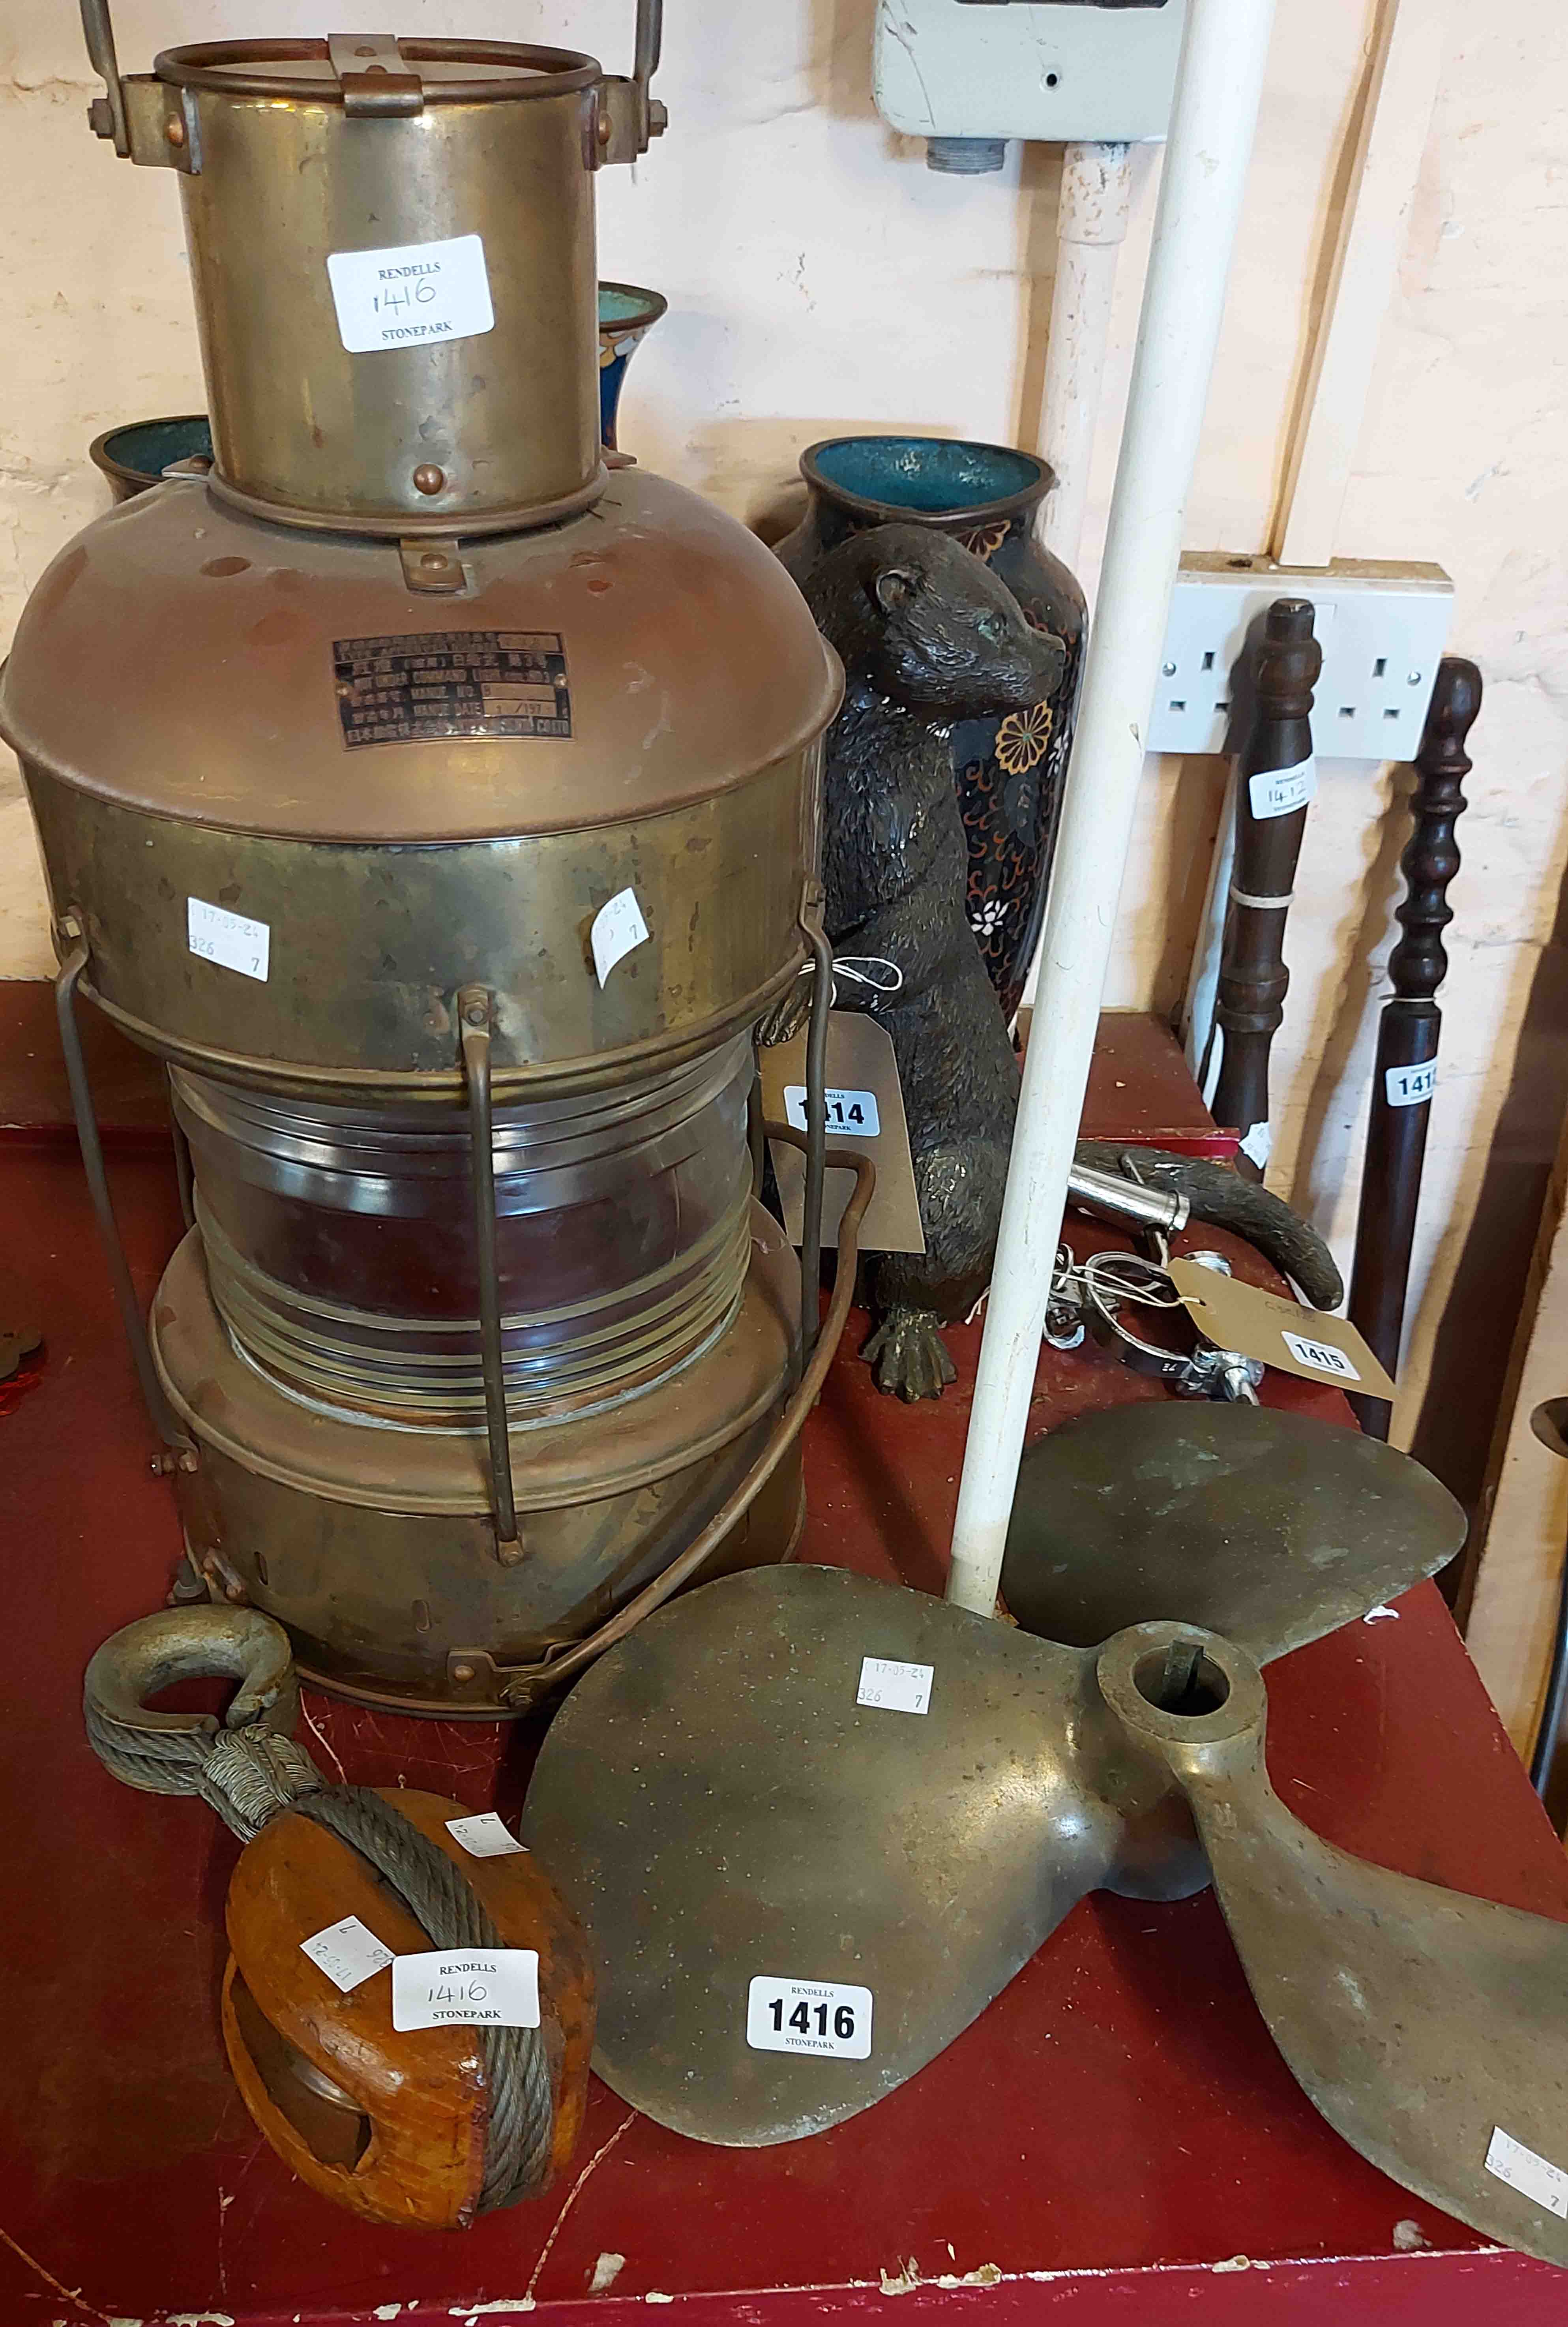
[[170, 41, 604, 533], [153, 1207, 806, 1715], [517, 1426, 1568, 2267], [998, 1400, 1465, 1655], [14, 1, 845, 1714]]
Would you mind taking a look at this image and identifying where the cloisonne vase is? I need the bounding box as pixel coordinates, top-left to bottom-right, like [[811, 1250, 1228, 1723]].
[[597, 281, 668, 449], [776, 437, 1086, 1022], [88, 286, 671, 497]]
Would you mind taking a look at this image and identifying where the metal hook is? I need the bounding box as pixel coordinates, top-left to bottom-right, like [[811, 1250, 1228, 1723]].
[[83, 1605, 299, 1745]]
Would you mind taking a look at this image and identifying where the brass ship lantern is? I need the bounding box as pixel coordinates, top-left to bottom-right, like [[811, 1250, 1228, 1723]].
[[4, 1, 851, 1718]]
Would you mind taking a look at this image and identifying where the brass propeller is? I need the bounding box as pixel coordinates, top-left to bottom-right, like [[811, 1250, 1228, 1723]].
[[525, 1564, 1197, 2147], [997, 1401, 1466, 1657], [522, 1421, 1568, 2265], [1102, 1622, 1568, 2271]]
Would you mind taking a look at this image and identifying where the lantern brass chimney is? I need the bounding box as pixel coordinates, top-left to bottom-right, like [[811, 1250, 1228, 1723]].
[[2, 4, 844, 1716]]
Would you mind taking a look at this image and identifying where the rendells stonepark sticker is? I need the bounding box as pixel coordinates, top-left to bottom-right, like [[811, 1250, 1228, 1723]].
[[746, 1976, 873, 2059], [391, 1949, 540, 2031], [327, 233, 495, 353]]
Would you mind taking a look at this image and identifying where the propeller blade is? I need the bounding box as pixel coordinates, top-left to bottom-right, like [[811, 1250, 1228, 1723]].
[[1099, 1621, 1568, 2269], [523, 1563, 1191, 2146], [1000, 1404, 1465, 1661]]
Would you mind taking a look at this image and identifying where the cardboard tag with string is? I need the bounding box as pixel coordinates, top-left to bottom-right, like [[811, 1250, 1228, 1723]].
[[760, 1011, 924, 1254], [1167, 1259, 1395, 1397]]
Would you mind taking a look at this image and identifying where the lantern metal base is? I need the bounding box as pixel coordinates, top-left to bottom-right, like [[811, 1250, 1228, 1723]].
[[152, 1208, 804, 1719]]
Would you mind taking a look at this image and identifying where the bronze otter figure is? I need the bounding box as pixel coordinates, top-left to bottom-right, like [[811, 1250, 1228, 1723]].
[[800, 523, 1066, 1399]]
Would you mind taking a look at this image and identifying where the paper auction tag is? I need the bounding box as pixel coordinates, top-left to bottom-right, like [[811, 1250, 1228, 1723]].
[[761, 1012, 924, 1254], [1248, 756, 1316, 820], [1486, 2126, 1568, 2220], [746, 1976, 873, 2059], [784, 1084, 881, 1137], [857, 1656, 933, 1715], [1167, 1259, 1396, 1400], [445, 1811, 527, 1858], [591, 888, 650, 986], [1385, 1059, 1437, 1109], [300, 1915, 393, 1995], [391, 1949, 539, 2032], [188, 896, 270, 983], [327, 233, 494, 354]]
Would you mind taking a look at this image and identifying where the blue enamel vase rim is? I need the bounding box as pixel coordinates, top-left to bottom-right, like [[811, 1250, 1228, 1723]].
[[598, 281, 670, 334], [799, 434, 1057, 530], [89, 413, 214, 492]]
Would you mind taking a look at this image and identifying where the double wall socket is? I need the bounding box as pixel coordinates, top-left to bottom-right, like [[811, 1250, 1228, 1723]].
[[1146, 555, 1455, 763]]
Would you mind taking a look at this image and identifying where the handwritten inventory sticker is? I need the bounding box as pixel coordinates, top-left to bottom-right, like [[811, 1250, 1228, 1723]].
[[591, 888, 650, 986], [300, 1915, 393, 1995], [445, 1811, 527, 1859], [392, 1949, 539, 2031], [1281, 1330, 1361, 1383], [188, 896, 269, 983], [746, 1976, 873, 2059], [1385, 1061, 1437, 1109], [784, 1086, 881, 1137], [1249, 756, 1316, 820], [857, 1656, 933, 1715], [1486, 2126, 1568, 2219], [326, 233, 494, 354]]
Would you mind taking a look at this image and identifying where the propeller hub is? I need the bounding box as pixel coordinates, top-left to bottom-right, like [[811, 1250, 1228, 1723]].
[[1095, 1621, 1268, 1791]]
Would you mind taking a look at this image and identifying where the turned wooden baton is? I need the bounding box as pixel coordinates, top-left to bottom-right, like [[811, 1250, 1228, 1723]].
[[1347, 657, 1480, 1437]]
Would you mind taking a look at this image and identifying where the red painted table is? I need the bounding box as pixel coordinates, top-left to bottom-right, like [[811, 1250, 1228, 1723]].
[[2, 1006, 1566, 2324]]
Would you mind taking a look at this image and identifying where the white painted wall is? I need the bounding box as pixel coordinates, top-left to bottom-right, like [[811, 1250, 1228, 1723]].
[[4, 0, 1566, 1471]]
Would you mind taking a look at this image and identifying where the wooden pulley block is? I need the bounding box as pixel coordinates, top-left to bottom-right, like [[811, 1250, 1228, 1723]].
[[222, 1789, 594, 2230]]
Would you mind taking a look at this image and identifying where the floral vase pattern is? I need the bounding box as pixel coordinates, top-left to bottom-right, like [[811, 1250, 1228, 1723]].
[[776, 436, 1086, 1022], [598, 281, 668, 450]]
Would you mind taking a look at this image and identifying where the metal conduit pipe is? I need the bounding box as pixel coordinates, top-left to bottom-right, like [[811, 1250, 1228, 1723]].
[[948, 0, 1281, 1616]]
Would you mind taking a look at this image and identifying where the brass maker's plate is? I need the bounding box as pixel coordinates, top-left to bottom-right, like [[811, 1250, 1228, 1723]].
[[333, 630, 572, 748]]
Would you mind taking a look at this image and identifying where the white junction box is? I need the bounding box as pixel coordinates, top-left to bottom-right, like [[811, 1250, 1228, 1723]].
[[873, 0, 1187, 149], [1147, 556, 1455, 763]]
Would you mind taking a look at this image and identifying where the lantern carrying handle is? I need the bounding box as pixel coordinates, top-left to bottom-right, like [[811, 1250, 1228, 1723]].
[[79, 2, 668, 159], [599, 0, 669, 159], [635, 0, 664, 90], [457, 986, 525, 1569], [55, 919, 192, 1456], [79, 0, 130, 154], [450, 1134, 875, 1710]]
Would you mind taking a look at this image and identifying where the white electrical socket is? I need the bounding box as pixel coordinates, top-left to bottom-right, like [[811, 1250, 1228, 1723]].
[[873, 0, 1186, 148], [1146, 555, 1455, 763]]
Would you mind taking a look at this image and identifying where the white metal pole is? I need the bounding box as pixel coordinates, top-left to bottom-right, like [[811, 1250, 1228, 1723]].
[[1038, 141, 1134, 575], [1020, 142, 1134, 1021], [946, 0, 1279, 1617]]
